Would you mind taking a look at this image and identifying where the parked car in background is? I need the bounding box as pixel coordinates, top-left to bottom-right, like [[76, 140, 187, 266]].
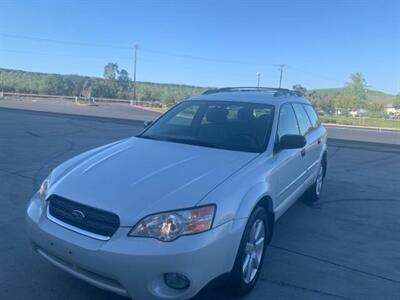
[[26, 87, 327, 300]]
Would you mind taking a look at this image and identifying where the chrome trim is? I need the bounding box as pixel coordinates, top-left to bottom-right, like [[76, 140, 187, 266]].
[[46, 205, 110, 241], [307, 159, 319, 172], [279, 169, 307, 196], [279, 159, 320, 196]]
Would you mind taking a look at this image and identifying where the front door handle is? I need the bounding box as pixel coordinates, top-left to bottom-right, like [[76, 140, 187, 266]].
[[301, 149, 306, 157]]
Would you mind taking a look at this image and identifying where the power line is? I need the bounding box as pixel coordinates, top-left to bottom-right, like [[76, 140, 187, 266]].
[[0, 33, 131, 49], [0, 32, 277, 67], [141, 47, 277, 67], [1, 32, 397, 93], [0, 48, 264, 77], [285, 65, 345, 85], [286, 65, 398, 94], [0, 48, 132, 60]]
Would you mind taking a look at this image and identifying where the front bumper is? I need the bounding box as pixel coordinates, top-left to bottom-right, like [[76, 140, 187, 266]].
[[26, 194, 246, 300]]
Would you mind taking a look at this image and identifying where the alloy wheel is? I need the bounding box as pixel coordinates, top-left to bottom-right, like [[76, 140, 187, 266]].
[[242, 219, 265, 284]]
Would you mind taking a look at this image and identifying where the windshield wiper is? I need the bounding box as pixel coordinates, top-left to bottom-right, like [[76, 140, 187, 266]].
[[140, 135, 223, 149], [179, 139, 224, 149]]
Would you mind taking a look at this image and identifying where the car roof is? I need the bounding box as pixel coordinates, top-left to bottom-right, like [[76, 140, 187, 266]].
[[187, 87, 310, 106]]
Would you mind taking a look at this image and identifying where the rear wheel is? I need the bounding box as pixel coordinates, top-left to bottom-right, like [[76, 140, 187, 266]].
[[306, 159, 326, 202], [225, 206, 269, 296]]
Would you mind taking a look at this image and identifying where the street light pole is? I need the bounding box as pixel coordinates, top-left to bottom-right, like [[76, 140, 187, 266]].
[[256, 72, 260, 88]]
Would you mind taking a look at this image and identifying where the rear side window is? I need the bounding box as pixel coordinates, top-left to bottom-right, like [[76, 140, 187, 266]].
[[303, 104, 319, 128], [277, 104, 300, 140], [292, 104, 313, 135]]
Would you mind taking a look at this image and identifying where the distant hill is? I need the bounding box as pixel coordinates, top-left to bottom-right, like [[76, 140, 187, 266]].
[[310, 87, 395, 104], [0, 68, 206, 105], [0, 68, 396, 105]]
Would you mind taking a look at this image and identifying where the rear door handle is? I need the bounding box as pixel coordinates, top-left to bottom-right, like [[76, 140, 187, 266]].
[[301, 149, 306, 157]]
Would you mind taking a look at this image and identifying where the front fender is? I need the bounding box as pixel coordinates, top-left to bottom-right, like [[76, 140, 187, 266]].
[[235, 182, 273, 219], [199, 153, 277, 227], [201, 178, 276, 228]]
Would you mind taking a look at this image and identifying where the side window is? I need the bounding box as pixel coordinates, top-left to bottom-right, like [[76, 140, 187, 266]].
[[292, 104, 313, 135], [277, 104, 300, 140], [303, 104, 319, 128]]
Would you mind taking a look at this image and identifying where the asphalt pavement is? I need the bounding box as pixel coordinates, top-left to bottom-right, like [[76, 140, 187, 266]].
[[1, 98, 399, 145], [325, 124, 400, 145], [0, 98, 160, 122], [1, 107, 400, 300]]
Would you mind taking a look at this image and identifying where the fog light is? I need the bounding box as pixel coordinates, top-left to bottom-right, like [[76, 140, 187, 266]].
[[164, 273, 190, 290]]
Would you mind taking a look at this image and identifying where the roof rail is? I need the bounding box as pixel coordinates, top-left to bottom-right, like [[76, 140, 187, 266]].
[[202, 87, 302, 97]]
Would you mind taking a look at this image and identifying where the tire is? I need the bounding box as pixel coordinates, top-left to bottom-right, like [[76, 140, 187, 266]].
[[306, 158, 326, 202], [225, 206, 269, 296]]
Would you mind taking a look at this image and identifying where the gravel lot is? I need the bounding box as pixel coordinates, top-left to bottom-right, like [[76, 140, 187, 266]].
[[1, 107, 400, 300]]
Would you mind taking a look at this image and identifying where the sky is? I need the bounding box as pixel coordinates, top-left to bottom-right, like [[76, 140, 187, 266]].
[[0, 0, 399, 93]]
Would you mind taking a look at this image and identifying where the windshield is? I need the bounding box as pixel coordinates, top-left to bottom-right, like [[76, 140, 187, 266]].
[[139, 101, 275, 153]]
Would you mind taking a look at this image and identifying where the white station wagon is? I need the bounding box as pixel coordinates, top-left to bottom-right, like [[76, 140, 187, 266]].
[[26, 87, 327, 300]]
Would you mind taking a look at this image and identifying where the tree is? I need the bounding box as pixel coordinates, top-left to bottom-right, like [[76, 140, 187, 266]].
[[81, 81, 92, 98], [292, 84, 307, 96], [118, 69, 129, 82], [103, 63, 119, 80], [0, 67, 206, 102], [393, 94, 400, 109], [306, 90, 321, 109], [368, 102, 384, 112], [345, 72, 367, 109]]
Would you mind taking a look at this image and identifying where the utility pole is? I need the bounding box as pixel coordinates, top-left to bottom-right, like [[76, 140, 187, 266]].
[[278, 64, 285, 88], [256, 72, 261, 88], [133, 44, 139, 102]]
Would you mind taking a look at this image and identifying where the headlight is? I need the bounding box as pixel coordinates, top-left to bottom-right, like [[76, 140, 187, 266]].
[[129, 205, 216, 242], [38, 178, 50, 202]]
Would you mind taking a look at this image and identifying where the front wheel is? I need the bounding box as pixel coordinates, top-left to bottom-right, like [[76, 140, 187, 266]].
[[225, 206, 269, 296]]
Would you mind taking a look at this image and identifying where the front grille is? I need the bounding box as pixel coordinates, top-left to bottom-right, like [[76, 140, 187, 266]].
[[48, 195, 120, 237]]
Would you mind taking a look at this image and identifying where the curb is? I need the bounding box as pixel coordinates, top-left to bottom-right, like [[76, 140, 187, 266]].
[[322, 123, 400, 132]]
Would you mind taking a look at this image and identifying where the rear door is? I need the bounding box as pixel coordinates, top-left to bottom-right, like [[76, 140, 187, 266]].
[[292, 103, 318, 185], [302, 104, 324, 179]]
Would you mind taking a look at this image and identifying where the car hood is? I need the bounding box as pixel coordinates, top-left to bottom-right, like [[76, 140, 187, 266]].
[[48, 137, 258, 226]]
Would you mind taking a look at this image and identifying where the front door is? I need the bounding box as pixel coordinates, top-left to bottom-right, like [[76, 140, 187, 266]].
[[274, 103, 308, 212]]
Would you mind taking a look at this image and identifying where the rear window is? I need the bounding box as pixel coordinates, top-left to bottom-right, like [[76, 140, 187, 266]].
[[303, 104, 319, 128], [292, 103, 313, 136]]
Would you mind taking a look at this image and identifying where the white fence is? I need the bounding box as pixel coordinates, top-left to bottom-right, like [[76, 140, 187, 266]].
[[1, 92, 166, 108]]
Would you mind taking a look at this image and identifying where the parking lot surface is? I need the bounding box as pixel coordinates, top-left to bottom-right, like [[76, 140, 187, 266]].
[[1, 98, 399, 145], [1, 108, 400, 300], [0, 98, 160, 122]]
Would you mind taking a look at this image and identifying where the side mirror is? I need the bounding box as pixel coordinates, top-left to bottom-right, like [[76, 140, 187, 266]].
[[279, 134, 306, 150], [143, 121, 153, 127]]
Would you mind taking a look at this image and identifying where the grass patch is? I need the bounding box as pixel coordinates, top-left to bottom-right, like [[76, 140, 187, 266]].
[[320, 115, 400, 129]]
